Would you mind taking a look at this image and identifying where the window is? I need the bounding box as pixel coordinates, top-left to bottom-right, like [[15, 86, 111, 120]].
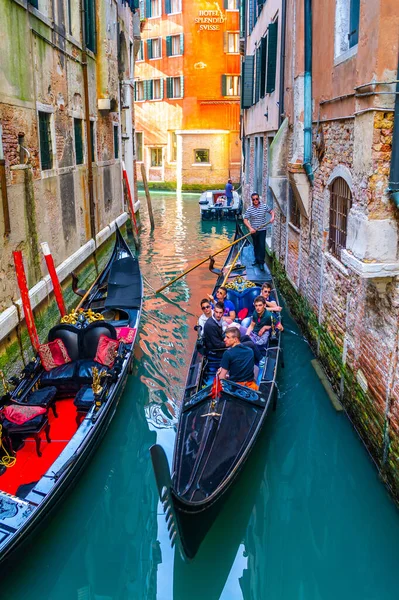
[[166, 76, 184, 99], [222, 75, 240, 97], [194, 149, 210, 163], [335, 0, 360, 59], [241, 56, 254, 108], [74, 119, 84, 165], [166, 34, 184, 56], [113, 125, 119, 159], [266, 21, 278, 94], [170, 132, 177, 162], [329, 177, 352, 258], [245, 138, 250, 184], [135, 81, 145, 101], [137, 40, 144, 61], [151, 148, 162, 167], [146, 0, 161, 18], [224, 0, 239, 9], [254, 136, 263, 195], [289, 186, 301, 229], [136, 132, 143, 161], [38, 111, 53, 171], [165, 0, 181, 13], [153, 79, 163, 100], [147, 38, 162, 59], [84, 0, 96, 53], [225, 32, 239, 53], [89, 120, 95, 162]]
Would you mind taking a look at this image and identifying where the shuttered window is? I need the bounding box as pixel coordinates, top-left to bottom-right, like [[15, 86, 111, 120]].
[[167, 34, 183, 56], [266, 21, 278, 94], [166, 76, 184, 98], [74, 119, 84, 165], [89, 120, 95, 162], [255, 46, 261, 104], [260, 36, 267, 98], [241, 55, 254, 108], [38, 111, 53, 171], [349, 0, 360, 47], [148, 38, 161, 59], [224, 0, 239, 8], [84, 0, 96, 53], [113, 125, 119, 159]]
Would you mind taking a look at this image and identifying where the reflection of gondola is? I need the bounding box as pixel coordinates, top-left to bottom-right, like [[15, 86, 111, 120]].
[[0, 227, 142, 567], [151, 223, 282, 560]]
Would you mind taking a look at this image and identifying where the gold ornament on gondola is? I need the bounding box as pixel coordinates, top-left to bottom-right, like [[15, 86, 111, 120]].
[[91, 367, 107, 396], [225, 276, 256, 292], [61, 308, 104, 325]]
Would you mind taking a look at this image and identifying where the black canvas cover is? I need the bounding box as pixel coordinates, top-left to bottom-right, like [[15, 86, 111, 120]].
[[105, 257, 141, 309]]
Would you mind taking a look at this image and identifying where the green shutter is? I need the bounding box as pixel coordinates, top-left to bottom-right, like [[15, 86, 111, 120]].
[[160, 78, 164, 99], [74, 119, 84, 165], [240, 0, 245, 37], [28, 0, 39, 8], [349, 0, 360, 47], [241, 55, 254, 108], [224, 0, 228, 7], [149, 80, 154, 100], [38, 112, 52, 170], [221, 74, 227, 96], [180, 75, 184, 98], [166, 77, 172, 98], [255, 47, 261, 103], [165, 0, 171, 13], [145, 0, 151, 17], [166, 36, 172, 56], [180, 33, 184, 55], [266, 21, 278, 94], [147, 39, 153, 59], [139, 0, 145, 18], [249, 0, 255, 31], [84, 0, 96, 53], [134, 82, 137, 101], [260, 36, 267, 97], [113, 125, 119, 159]]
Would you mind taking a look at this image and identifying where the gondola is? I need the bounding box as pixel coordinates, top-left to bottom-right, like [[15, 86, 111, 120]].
[[0, 226, 142, 567], [151, 222, 281, 560]]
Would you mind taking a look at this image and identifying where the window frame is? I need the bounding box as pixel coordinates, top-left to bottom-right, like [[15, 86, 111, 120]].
[[328, 177, 352, 259], [74, 118, 84, 166], [225, 31, 239, 54], [137, 40, 144, 62], [136, 131, 143, 162], [148, 0, 161, 18], [136, 80, 145, 101], [194, 149, 210, 164], [148, 37, 162, 60], [223, 74, 241, 97], [169, 0, 182, 14], [113, 124, 120, 160], [152, 78, 163, 100], [38, 110, 54, 172], [150, 147, 163, 167]]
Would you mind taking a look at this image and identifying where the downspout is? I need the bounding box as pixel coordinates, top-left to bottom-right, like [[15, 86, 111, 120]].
[[278, 0, 287, 126], [80, 0, 96, 242], [303, 0, 314, 184], [388, 53, 399, 207]]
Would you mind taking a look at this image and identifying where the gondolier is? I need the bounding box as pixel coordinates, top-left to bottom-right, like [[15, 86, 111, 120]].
[[243, 193, 275, 272]]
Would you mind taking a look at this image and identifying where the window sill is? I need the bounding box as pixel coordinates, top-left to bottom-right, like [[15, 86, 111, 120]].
[[192, 163, 212, 167], [41, 168, 57, 179], [167, 11, 182, 16], [149, 57, 162, 61], [168, 54, 183, 58], [334, 44, 358, 67], [222, 95, 240, 99], [147, 15, 161, 19], [324, 251, 349, 277]]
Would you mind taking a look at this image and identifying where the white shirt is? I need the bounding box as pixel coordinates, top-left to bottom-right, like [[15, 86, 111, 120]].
[[198, 311, 213, 331]]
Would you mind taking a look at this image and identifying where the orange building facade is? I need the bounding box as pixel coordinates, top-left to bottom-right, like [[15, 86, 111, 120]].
[[135, 0, 241, 188]]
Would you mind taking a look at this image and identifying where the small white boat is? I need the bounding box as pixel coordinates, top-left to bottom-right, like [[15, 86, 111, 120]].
[[199, 190, 242, 220]]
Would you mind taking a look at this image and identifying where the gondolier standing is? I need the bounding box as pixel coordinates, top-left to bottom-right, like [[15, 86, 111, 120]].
[[243, 192, 275, 272]]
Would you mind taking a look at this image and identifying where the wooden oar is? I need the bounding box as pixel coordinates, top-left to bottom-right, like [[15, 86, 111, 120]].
[[221, 240, 245, 287], [155, 220, 270, 294]]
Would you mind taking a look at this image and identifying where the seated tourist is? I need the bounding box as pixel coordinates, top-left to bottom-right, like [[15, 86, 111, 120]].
[[246, 296, 274, 346], [203, 302, 226, 351], [261, 283, 284, 331], [207, 286, 236, 324], [217, 327, 258, 390], [197, 298, 213, 335]]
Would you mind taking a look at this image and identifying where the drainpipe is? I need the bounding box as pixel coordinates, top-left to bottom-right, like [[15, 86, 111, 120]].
[[278, 0, 287, 126], [303, 0, 314, 184], [80, 0, 96, 241], [389, 53, 399, 207]]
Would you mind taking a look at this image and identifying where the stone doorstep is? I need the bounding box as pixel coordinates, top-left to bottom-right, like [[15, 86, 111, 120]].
[[341, 250, 399, 278], [0, 212, 129, 343]]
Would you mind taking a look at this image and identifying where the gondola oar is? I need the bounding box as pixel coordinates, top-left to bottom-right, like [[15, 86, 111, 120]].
[[155, 220, 271, 294]]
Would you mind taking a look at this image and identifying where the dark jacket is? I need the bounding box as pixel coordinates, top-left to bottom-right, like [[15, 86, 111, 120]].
[[203, 317, 225, 351]]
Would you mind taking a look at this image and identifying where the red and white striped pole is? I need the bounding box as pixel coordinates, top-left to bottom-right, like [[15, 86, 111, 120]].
[[41, 242, 67, 317], [122, 161, 139, 237], [12, 251, 40, 352]]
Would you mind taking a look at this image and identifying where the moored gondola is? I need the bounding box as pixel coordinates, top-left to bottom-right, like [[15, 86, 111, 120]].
[[151, 222, 281, 560], [0, 226, 142, 567]]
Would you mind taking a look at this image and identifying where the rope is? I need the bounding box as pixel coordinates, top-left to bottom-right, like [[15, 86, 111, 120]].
[[0, 424, 16, 468]]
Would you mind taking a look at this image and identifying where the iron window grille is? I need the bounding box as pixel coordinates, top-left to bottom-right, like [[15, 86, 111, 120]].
[[194, 149, 210, 163], [113, 125, 119, 159], [329, 177, 352, 258]]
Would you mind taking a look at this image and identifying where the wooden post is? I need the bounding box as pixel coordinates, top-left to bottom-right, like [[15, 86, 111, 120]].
[[0, 160, 11, 236], [140, 163, 155, 231], [13, 251, 40, 351], [41, 242, 67, 317]]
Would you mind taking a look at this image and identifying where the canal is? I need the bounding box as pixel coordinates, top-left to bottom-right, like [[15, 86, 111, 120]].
[[3, 193, 399, 599]]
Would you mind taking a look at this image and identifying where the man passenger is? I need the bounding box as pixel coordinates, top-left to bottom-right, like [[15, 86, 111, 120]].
[[217, 327, 258, 390], [246, 296, 273, 346], [261, 283, 282, 312], [197, 298, 213, 334], [203, 302, 226, 351], [207, 286, 236, 324]]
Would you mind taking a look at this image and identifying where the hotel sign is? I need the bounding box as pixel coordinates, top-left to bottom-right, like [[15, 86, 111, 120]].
[[195, 10, 227, 31]]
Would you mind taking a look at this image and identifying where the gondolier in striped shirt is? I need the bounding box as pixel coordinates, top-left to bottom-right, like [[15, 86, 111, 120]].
[[243, 193, 275, 272]]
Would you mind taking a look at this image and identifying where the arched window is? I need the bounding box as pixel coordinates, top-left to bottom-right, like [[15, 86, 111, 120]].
[[329, 177, 352, 258]]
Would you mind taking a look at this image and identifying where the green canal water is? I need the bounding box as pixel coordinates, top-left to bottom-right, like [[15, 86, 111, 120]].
[[3, 193, 399, 599]]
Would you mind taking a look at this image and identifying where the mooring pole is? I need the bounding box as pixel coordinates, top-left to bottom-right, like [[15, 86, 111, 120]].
[[140, 163, 155, 231], [41, 242, 67, 317], [13, 251, 40, 351]]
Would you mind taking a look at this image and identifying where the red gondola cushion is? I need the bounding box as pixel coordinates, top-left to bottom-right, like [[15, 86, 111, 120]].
[[115, 327, 136, 343], [94, 335, 119, 368], [38, 339, 72, 372], [2, 405, 46, 425], [238, 308, 249, 320]]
